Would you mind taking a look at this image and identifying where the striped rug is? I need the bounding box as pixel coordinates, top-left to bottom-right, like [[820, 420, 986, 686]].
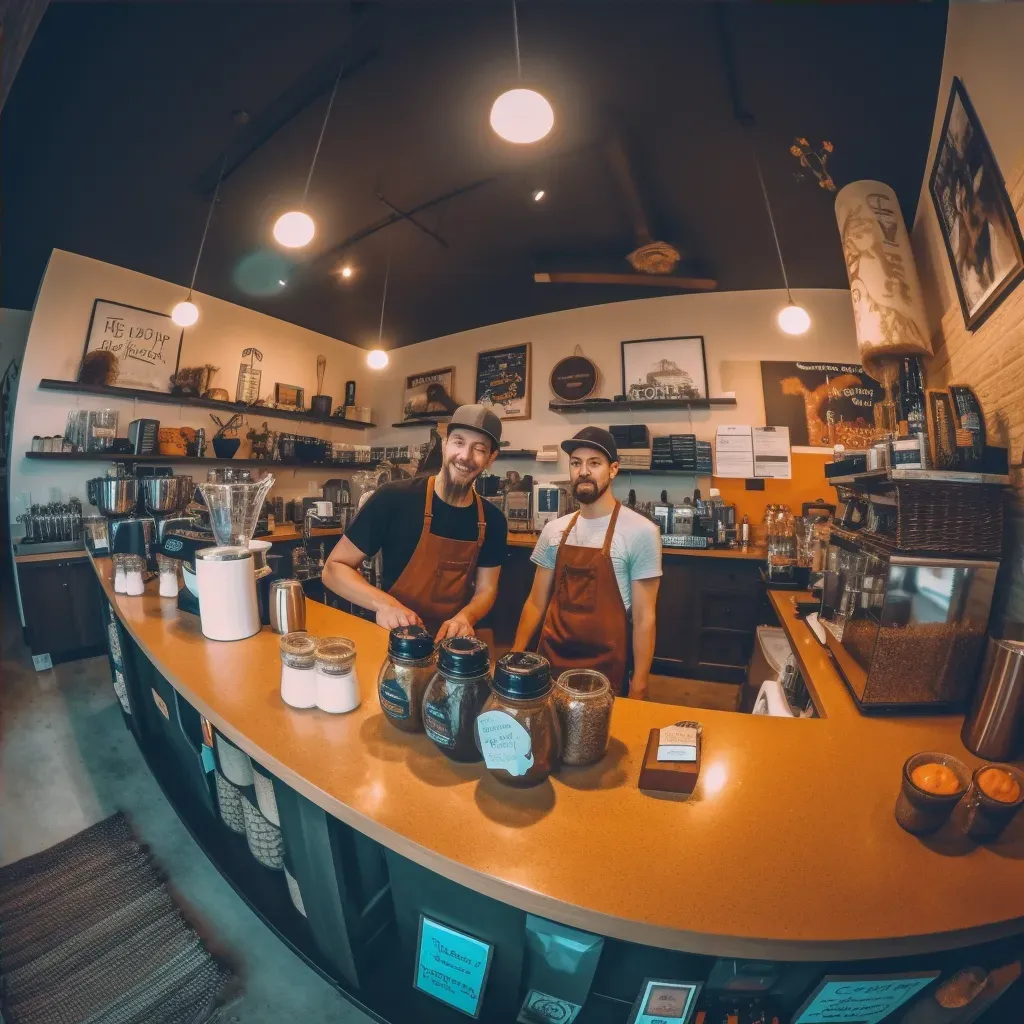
[[0, 813, 237, 1024]]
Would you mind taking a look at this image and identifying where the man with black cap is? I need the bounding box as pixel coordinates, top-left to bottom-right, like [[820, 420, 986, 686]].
[[512, 426, 662, 699], [323, 405, 508, 641]]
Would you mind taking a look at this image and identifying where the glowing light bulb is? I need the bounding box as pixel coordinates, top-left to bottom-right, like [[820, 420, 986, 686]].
[[777, 304, 811, 335], [273, 210, 315, 249], [171, 300, 199, 327], [366, 349, 389, 370], [532, 189, 546, 202], [490, 88, 554, 144], [341, 265, 353, 279]]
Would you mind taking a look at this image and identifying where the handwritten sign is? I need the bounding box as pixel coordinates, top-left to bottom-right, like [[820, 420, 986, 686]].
[[477, 710, 534, 777], [414, 915, 493, 1018], [83, 300, 183, 392], [792, 972, 939, 1024], [627, 978, 701, 1024]]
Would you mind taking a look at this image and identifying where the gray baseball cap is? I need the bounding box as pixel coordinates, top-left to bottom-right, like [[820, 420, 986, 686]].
[[447, 404, 502, 447]]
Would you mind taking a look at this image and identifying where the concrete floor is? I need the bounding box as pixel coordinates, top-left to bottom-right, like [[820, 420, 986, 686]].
[[0, 572, 373, 1024]]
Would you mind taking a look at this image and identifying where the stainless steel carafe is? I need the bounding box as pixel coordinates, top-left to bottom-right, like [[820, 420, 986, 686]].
[[962, 638, 1024, 759]]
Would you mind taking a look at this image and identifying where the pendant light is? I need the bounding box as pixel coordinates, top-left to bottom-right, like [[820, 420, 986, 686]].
[[749, 135, 810, 336], [273, 64, 343, 249], [490, 2, 553, 144], [172, 149, 229, 327], [367, 257, 390, 370]]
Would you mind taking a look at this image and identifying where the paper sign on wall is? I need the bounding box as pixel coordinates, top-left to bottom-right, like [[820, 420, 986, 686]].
[[627, 978, 702, 1024], [414, 915, 493, 1018], [792, 972, 939, 1024], [714, 425, 755, 479], [753, 426, 792, 479]]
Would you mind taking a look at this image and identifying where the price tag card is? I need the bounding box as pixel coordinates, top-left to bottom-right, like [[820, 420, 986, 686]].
[[627, 978, 702, 1024], [792, 972, 939, 1024], [657, 724, 698, 763], [414, 915, 493, 1019]]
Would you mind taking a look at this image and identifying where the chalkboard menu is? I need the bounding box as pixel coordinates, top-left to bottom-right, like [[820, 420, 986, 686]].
[[475, 343, 531, 420], [550, 353, 598, 402]]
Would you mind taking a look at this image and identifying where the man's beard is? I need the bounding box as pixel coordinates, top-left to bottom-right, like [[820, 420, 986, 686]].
[[572, 478, 608, 505], [439, 458, 476, 503]]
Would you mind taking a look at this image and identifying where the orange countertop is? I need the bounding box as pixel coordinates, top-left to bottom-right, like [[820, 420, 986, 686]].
[[95, 555, 1024, 960], [506, 531, 766, 560]]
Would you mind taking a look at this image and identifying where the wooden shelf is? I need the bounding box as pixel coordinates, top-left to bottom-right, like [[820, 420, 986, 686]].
[[38, 379, 375, 430], [619, 467, 712, 476], [549, 398, 737, 413], [390, 417, 446, 429], [24, 451, 408, 468]]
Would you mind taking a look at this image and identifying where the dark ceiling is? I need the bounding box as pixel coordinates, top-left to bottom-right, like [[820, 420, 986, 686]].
[[2, 2, 948, 348]]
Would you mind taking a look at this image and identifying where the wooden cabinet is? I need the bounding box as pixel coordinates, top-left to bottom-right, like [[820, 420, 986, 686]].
[[17, 556, 106, 663]]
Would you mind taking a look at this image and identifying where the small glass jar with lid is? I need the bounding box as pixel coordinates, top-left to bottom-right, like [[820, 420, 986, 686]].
[[124, 554, 146, 596], [112, 553, 128, 594], [156, 553, 181, 598], [315, 637, 360, 714], [378, 625, 436, 732], [476, 653, 562, 788], [280, 632, 317, 709], [421, 636, 492, 761], [553, 669, 614, 766]]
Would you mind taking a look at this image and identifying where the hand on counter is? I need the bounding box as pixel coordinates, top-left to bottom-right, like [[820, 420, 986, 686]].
[[375, 601, 423, 631], [435, 612, 475, 642], [628, 676, 649, 701]]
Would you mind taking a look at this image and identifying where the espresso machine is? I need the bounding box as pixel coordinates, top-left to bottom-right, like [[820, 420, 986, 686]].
[[89, 476, 156, 568], [141, 474, 194, 543]]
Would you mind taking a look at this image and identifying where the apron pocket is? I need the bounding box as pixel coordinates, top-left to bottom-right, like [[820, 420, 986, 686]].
[[434, 560, 471, 605], [559, 564, 597, 613]]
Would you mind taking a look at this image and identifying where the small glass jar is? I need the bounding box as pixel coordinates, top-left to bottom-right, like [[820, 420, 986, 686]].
[[156, 554, 180, 598], [378, 625, 436, 732], [280, 632, 317, 709], [422, 636, 492, 762], [553, 669, 614, 766], [476, 653, 561, 788], [124, 554, 146, 596], [962, 763, 1024, 841], [112, 553, 128, 594], [315, 637, 360, 714], [895, 751, 971, 835], [30, 435, 43, 453]]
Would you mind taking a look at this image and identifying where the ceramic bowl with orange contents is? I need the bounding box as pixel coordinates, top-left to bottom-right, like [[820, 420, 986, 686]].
[[896, 751, 972, 835], [964, 763, 1024, 841]]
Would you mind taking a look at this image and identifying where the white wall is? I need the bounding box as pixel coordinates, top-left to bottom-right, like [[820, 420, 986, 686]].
[[8, 250, 377, 520], [373, 287, 860, 500], [0, 308, 31, 375]]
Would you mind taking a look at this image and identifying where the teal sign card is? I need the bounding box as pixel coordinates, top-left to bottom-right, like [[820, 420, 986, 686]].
[[792, 972, 939, 1024], [414, 915, 494, 1018], [627, 979, 701, 1024]]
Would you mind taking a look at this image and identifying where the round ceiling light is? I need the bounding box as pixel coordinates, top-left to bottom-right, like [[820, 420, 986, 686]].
[[340, 265, 353, 279], [532, 189, 546, 202], [171, 300, 199, 327], [777, 304, 811, 335], [490, 88, 553, 144], [366, 348, 389, 370], [273, 210, 315, 249]]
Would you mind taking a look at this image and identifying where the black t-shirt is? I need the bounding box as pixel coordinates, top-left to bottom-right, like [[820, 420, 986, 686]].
[[345, 476, 508, 593]]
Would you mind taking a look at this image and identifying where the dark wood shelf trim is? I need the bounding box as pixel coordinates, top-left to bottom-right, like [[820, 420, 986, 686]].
[[24, 451, 408, 468], [548, 398, 737, 413]]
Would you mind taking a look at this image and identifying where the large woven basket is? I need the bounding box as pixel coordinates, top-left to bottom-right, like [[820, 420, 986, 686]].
[[876, 481, 1004, 556]]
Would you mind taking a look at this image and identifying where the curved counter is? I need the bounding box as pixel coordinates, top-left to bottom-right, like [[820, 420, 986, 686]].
[[90, 554, 1024, 965]]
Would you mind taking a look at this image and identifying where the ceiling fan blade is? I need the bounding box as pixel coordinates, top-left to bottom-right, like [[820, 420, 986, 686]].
[[534, 271, 717, 290]]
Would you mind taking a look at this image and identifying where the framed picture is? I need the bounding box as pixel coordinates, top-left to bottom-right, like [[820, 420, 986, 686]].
[[626, 978, 702, 1024], [81, 299, 183, 392], [929, 77, 1024, 331], [621, 336, 708, 402], [403, 367, 457, 420], [274, 383, 305, 411], [413, 914, 493, 1018], [475, 342, 531, 420]]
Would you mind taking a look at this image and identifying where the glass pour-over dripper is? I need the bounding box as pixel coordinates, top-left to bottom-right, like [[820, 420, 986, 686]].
[[198, 475, 274, 547]]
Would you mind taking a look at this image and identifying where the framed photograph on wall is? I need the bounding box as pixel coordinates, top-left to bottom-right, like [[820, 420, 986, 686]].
[[403, 367, 457, 420], [475, 343, 531, 420], [929, 77, 1024, 331], [81, 299, 183, 392], [621, 336, 708, 402], [274, 383, 305, 411]]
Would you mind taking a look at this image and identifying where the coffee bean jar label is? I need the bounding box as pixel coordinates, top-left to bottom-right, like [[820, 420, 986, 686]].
[[379, 676, 410, 720], [477, 710, 534, 776], [424, 698, 454, 748]]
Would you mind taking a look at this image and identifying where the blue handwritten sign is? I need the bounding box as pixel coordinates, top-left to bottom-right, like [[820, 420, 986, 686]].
[[793, 972, 939, 1024], [627, 979, 701, 1024], [415, 915, 493, 1018]]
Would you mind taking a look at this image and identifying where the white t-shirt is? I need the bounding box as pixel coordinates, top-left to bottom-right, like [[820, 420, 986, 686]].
[[531, 505, 663, 612]]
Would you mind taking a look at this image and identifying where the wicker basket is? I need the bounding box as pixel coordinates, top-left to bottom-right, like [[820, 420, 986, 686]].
[[240, 790, 285, 870]]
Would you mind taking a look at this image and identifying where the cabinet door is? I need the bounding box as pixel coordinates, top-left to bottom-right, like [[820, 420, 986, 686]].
[[18, 561, 76, 656], [67, 560, 106, 648], [653, 560, 697, 673]]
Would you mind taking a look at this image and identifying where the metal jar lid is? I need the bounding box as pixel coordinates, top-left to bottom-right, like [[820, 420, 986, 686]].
[[315, 637, 356, 674], [196, 545, 254, 562], [280, 631, 316, 668], [388, 625, 435, 663], [438, 636, 490, 679], [492, 652, 551, 700]]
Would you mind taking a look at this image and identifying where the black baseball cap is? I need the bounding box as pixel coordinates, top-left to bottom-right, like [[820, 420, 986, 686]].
[[561, 426, 619, 463], [447, 404, 502, 448]]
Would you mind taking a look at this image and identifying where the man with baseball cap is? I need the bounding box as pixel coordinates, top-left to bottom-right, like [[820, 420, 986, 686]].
[[323, 405, 507, 641], [512, 426, 662, 699]]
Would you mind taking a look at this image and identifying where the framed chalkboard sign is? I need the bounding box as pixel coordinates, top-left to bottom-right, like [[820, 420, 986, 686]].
[[81, 299, 183, 392], [550, 348, 599, 402], [475, 342, 531, 421]]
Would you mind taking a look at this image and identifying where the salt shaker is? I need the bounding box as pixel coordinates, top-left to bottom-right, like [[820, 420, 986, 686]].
[[280, 632, 317, 709], [113, 554, 128, 594], [125, 554, 146, 596], [315, 637, 360, 713]]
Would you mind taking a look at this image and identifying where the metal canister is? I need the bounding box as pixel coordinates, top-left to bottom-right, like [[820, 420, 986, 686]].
[[269, 578, 306, 634], [962, 638, 1024, 759]]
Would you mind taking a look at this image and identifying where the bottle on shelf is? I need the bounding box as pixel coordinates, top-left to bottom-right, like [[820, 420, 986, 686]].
[[898, 356, 928, 443]]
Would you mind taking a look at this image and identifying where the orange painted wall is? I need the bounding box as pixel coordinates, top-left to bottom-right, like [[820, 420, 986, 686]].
[[712, 451, 838, 533]]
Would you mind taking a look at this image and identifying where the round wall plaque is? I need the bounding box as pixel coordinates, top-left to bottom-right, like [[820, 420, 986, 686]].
[[550, 354, 599, 401]]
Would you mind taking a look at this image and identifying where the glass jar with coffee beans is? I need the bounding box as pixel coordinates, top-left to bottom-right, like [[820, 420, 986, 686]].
[[553, 669, 613, 766], [421, 636, 492, 762], [378, 625, 436, 732]]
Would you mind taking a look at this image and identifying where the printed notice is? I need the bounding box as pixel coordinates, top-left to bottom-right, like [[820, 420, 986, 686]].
[[753, 425, 792, 479], [792, 972, 939, 1024], [414, 916, 493, 1018], [714, 425, 754, 478], [477, 710, 534, 777], [627, 978, 702, 1024], [657, 725, 698, 763]]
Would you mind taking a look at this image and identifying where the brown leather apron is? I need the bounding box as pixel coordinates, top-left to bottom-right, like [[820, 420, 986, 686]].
[[536, 502, 630, 695], [388, 476, 486, 636]]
